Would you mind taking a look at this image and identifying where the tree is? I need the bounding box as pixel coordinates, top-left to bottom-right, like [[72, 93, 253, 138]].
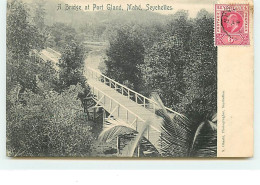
[[141, 35, 185, 109], [157, 107, 217, 157], [57, 41, 86, 91], [6, 0, 46, 95], [140, 11, 194, 110], [32, 0, 46, 31], [47, 23, 77, 51], [141, 10, 217, 124], [7, 84, 94, 157], [6, 0, 98, 158], [7, 0, 44, 60], [182, 9, 217, 124], [166, 10, 192, 51], [105, 26, 145, 91]]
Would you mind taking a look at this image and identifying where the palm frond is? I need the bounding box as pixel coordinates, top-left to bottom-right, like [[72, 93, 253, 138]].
[[151, 92, 217, 157], [211, 113, 217, 123], [98, 119, 136, 143], [189, 120, 217, 157], [123, 120, 151, 157], [151, 93, 193, 157], [157, 109, 193, 157], [99, 118, 153, 157]]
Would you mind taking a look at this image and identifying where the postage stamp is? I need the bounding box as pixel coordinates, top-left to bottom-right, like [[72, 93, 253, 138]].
[[215, 4, 250, 46]]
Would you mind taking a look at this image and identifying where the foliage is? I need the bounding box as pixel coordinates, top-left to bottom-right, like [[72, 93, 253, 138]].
[[57, 41, 87, 92], [7, 84, 94, 157], [6, 0, 46, 94], [141, 10, 217, 125], [7, 0, 45, 59], [151, 93, 193, 157], [6, 1, 218, 157], [32, 0, 46, 31], [141, 35, 186, 107], [96, 10, 217, 157], [157, 108, 217, 157], [166, 10, 192, 51], [150, 92, 217, 157], [99, 119, 136, 143], [98, 107, 217, 157], [105, 26, 145, 91], [47, 22, 78, 51], [189, 116, 217, 157], [156, 109, 192, 157], [6, 1, 94, 157], [183, 9, 217, 124], [99, 119, 151, 157]]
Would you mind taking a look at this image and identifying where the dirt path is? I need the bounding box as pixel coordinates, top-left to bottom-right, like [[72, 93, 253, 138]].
[[84, 43, 107, 73]]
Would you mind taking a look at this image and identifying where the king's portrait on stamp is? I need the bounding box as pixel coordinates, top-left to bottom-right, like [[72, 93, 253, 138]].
[[215, 4, 250, 45]]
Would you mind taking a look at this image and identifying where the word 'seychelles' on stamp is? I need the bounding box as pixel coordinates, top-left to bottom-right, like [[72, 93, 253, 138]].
[[215, 4, 250, 46]]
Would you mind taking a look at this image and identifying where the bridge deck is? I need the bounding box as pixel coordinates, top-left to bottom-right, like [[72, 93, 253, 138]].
[[87, 78, 163, 150]]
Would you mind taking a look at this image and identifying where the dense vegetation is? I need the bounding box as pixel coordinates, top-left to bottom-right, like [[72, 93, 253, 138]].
[[105, 10, 217, 125], [6, 0, 217, 157], [103, 10, 217, 156], [104, 26, 145, 91], [6, 0, 94, 157]]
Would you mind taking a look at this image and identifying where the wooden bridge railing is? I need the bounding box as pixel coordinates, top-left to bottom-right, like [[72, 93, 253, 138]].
[[92, 84, 156, 129], [85, 67, 184, 117]]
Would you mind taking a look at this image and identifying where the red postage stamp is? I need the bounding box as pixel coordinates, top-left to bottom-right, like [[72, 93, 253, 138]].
[[215, 4, 250, 46]]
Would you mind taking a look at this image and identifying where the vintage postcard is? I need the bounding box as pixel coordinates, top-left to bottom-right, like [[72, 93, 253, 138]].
[[6, 0, 253, 158]]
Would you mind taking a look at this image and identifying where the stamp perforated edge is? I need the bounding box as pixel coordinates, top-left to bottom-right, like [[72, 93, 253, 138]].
[[214, 3, 251, 47]]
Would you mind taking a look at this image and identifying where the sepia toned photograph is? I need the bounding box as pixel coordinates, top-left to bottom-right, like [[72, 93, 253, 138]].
[[6, 0, 218, 158]]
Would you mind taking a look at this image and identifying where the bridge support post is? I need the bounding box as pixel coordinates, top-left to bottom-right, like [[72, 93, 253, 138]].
[[93, 107, 96, 121], [116, 136, 120, 156], [103, 108, 106, 125], [137, 144, 140, 157], [147, 126, 149, 140]]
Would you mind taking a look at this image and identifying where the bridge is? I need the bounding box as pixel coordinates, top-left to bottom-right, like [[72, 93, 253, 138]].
[[85, 67, 183, 155]]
